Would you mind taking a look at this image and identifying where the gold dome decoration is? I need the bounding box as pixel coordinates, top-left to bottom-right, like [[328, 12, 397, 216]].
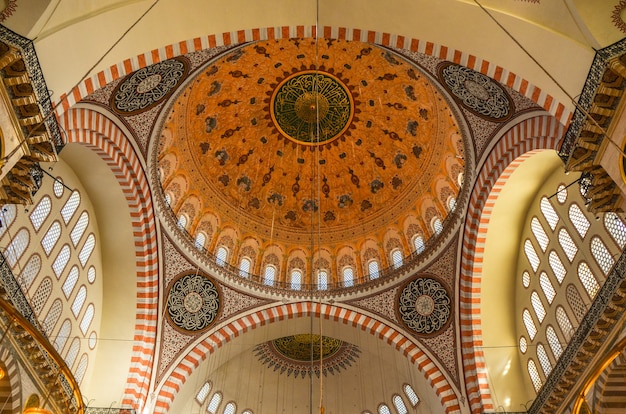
[[156, 38, 466, 290]]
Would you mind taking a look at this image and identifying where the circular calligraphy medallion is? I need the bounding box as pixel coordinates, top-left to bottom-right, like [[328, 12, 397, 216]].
[[112, 57, 188, 114], [439, 62, 512, 121], [166, 272, 220, 332], [270, 71, 354, 145], [398, 277, 451, 335]]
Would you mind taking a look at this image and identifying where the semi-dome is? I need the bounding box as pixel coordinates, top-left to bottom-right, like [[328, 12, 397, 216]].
[[154, 38, 467, 293]]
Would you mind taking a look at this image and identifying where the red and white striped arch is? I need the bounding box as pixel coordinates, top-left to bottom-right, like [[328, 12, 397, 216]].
[[459, 114, 566, 413], [58, 107, 159, 409], [55, 25, 571, 125], [155, 302, 461, 414]]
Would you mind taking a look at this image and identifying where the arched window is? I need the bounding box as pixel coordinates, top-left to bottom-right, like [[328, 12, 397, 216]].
[[378, 404, 391, 414], [604, 212, 626, 248], [71, 286, 87, 317], [61, 191, 81, 224], [177, 214, 187, 230], [194, 232, 206, 249], [239, 257, 251, 278], [62, 266, 79, 298], [368, 260, 380, 280], [215, 246, 228, 267], [391, 249, 403, 268], [41, 221, 61, 255], [519, 336, 528, 353], [30, 196, 51, 231], [531, 291, 546, 323], [53, 244, 71, 278], [317, 270, 328, 290], [539, 272, 556, 304], [528, 359, 543, 392], [54, 319, 71, 352], [524, 239, 540, 272], [431, 217, 443, 235], [522, 271, 531, 288], [70, 211, 89, 247], [290, 269, 302, 290], [412, 235, 425, 254], [548, 251, 566, 284], [556, 184, 567, 204], [568, 203, 590, 239], [53, 178, 64, 197], [18, 254, 41, 291], [263, 265, 276, 286], [566, 284, 587, 323], [32, 278, 52, 315], [577, 262, 600, 299], [591, 236, 614, 275], [65, 337, 80, 368], [164, 193, 172, 206], [78, 234, 96, 267], [195, 382, 211, 404], [540, 197, 559, 230], [87, 266, 96, 283], [558, 228, 577, 262], [207, 392, 222, 414], [457, 172, 464, 187], [536, 344, 552, 376], [531, 217, 549, 252], [546, 326, 563, 359], [523, 309, 537, 340], [223, 402, 236, 414], [392, 394, 408, 414], [74, 354, 88, 385], [0, 205, 16, 237], [343, 266, 354, 287], [403, 384, 419, 407], [43, 299, 62, 336], [447, 196, 456, 212], [5, 227, 28, 267], [80, 304, 95, 334], [556, 306, 574, 341]]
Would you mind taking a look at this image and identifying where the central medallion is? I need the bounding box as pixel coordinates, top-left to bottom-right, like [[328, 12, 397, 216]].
[[270, 71, 353, 145]]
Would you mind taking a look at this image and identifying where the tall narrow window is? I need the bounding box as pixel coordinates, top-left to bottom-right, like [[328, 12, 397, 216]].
[[0, 205, 16, 237], [43, 299, 62, 336], [53, 244, 71, 278], [215, 246, 228, 267], [524, 239, 540, 272], [522, 271, 531, 288], [528, 359, 543, 392], [546, 326, 563, 359], [78, 234, 95, 266], [591, 236, 614, 275], [391, 249, 403, 268], [263, 265, 276, 286], [413, 235, 425, 254], [239, 257, 251, 278], [32, 278, 52, 315], [368, 260, 380, 280], [531, 217, 549, 252], [343, 266, 354, 287], [523, 309, 537, 340], [604, 213, 626, 248], [223, 402, 236, 414], [568, 204, 590, 239], [71, 286, 87, 317], [566, 284, 587, 323], [195, 382, 211, 404], [536, 344, 552, 376], [403, 384, 419, 407], [30, 196, 51, 231], [548, 251, 566, 284], [177, 214, 187, 230], [64, 337, 80, 368], [194, 232, 206, 250], [558, 228, 577, 262], [317, 270, 328, 290], [53, 178, 64, 197], [540, 197, 559, 230], [378, 405, 391, 414], [291, 269, 302, 290], [448, 197, 456, 212], [80, 304, 95, 334], [432, 217, 443, 235], [74, 354, 88, 385], [41, 221, 61, 255], [70, 211, 89, 247], [206, 392, 222, 414], [531, 292, 546, 323], [556, 184, 567, 204], [577, 262, 600, 299], [54, 319, 71, 352], [61, 191, 81, 224], [539, 272, 556, 304], [556, 306, 574, 341], [392, 395, 408, 414], [18, 254, 41, 291]]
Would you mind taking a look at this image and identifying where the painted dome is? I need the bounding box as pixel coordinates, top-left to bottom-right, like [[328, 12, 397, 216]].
[[156, 38, 465, 292]]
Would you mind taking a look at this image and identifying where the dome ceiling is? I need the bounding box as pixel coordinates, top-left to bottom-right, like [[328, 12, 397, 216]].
[[156, 38, 466, 290]]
